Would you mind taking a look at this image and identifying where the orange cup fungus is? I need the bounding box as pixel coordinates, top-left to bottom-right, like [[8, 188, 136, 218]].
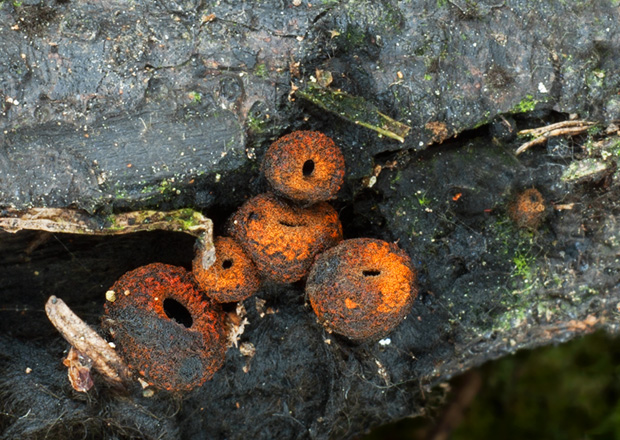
[[306, 238, 418, 341], [102, 263, 227, 392], [193, 236, 260, 303], [262, 130, 345, 204], [228, 192, 343, 283], [508, 187, 546, 230]]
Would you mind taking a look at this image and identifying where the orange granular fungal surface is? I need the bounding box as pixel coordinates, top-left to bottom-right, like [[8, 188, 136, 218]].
[[192, 236, 260, 303], [228, 192, 343, 283], [101, 263, 227, 392], [262, 130, 345, 204], [508, 187, 546, 229], [306, 238, 418, 341]]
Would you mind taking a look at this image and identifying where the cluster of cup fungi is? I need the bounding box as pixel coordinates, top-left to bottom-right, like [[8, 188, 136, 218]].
[[102, 130, 419, 393], [44, 131, 548, 394]]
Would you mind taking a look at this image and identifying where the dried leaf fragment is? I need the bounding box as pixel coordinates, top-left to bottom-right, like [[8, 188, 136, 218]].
[[63, 347, 94, 392]]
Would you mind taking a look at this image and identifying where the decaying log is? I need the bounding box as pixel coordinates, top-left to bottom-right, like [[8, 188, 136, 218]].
[[1, 0, 620, 439]]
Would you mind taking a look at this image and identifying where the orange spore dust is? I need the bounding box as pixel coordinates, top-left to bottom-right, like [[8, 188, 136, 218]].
[[306, 238, 418, 341], [228, 192, 343, 283], [102, 263, 227, 392]]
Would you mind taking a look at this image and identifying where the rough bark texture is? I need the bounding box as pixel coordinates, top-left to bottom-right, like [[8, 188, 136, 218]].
[[1, 0, 620, 439]]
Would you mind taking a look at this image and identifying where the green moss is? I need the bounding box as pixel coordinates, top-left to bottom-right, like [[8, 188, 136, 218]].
[[511, 94, 538, 114], [188, 91, 202, 103], [586, 69, 606, 89], [104, 214, 124, 231], [111, 185, 130, 200], [512, 250, 536, 281], [298, 85, 411, 142], [343, 25, 366, 48], [561, 158, 608, 182], [247, 114, 268, 134], [172, 208, 204, 230], [140, 185, 157, 194], [1, 0, 23, 7], [482, 218, 543, 332], [416, 191, 431, 207], [390, 170, 402, 188], [253, 63, 269, 79], [157, 178, 178, 195], [473, 111, 492, 129]]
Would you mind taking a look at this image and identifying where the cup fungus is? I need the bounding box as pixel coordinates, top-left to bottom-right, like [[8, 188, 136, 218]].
[[193, 236, 260, 303], [306, 238, 418, 341], [102, 263, 227, 392], [262, 130, 345, 204], [228, 192, 343, 283], [508, 187, 547, 230]]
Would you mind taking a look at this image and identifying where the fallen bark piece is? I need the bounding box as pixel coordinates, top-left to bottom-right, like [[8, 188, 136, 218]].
[[0, 207, 211, 237], [0, 208, 216, 270]]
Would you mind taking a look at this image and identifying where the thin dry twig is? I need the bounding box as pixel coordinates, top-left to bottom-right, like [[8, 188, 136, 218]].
[[516, 120, 595, 155], [45, 295, 132, 390], [518, 120, 595, 136]]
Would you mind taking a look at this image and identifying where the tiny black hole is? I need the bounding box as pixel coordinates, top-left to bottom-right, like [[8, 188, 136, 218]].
[[163, 298, 193, 328], [363, 270, 381, 277], [302, 159, 315, 177], [222, 259, 233, 269]]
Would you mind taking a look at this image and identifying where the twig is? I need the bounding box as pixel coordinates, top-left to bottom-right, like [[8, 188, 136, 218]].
[[516, 120, 595, 155], [518, 120, 594, 136], [45, 296, 132, 390]]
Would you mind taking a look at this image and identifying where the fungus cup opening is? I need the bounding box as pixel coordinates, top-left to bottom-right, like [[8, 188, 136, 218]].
[[262, 131, 345, 203], [306, 238, 417, 341], [302, 159, 315, 177], [192, 236, 260, 303], [102, 263, 227, 392], [163, 298, 193, 328], [228, 192, 343, 283]]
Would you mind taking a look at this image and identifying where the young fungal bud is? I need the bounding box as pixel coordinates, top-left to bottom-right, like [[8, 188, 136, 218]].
[[262, 130, 345, 204], [508, 187, 547, 230], [228, 192, 343, 283], [192, 236, 261, 303], [102, 263, 227, 392], [306, 238, 418, 341]]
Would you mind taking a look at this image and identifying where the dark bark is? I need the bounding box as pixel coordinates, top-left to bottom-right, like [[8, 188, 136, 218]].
[[1, 1, 620, 439]]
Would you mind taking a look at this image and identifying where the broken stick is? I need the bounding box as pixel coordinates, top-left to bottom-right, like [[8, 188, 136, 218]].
[[516, 120, 595, 155], [45, 295, 132, 390]]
